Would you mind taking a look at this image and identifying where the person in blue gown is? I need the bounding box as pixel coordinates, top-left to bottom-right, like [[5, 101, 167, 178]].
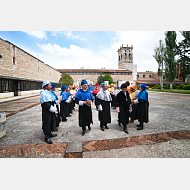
[[60, 85, 70, 122], [40, 80, 57, 144], [66, 86, 72, 116], [135, 84, 149, 130], [51, 83, 61, 130], [75, 80, 94, 136]]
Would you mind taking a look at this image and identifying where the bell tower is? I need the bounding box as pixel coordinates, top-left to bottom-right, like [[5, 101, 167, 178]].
[[118, 44, 133, 69], [117, 44, 137, 81]]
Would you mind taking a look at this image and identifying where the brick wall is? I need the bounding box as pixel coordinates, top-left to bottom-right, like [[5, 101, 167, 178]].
[[0, 38, 61, 83]]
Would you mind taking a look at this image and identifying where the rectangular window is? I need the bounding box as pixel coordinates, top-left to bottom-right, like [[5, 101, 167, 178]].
[[149, 75, 151, 78], [13, 57, 15, 65], [137, 75, 139, 78], [143, 75, 145, 78]]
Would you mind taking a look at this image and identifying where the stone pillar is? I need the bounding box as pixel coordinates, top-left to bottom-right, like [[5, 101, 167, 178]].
[[0, 112, 6, 139]]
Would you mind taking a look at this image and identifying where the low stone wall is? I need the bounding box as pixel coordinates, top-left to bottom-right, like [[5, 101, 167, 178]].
[[18, 89, 42, 96], [0, 92, 14, 99], [0, 112, 6, 139]]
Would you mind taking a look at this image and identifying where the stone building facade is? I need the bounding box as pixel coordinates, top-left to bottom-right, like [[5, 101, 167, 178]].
[[0, 38, 61, 96], [57, 68, 133, 87]]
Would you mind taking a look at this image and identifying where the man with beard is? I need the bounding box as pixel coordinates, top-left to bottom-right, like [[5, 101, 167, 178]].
[[75, 80, 94, 136], [116, 83, 131, 134]]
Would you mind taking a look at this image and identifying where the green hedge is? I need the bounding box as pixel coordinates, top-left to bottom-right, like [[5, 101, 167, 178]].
[[163, 84, 177, 89], [183, 84, 190, 90], [154, 84, 161, 89], [180, 84, 185, 89]]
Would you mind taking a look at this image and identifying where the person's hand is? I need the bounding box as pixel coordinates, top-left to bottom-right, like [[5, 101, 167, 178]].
[[83, 101, 87, 105]]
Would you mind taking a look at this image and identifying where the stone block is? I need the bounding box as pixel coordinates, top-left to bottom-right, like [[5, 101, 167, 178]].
[[0, 122, 6, 139], [0, 112, 6, 123], [0, 113, 6, 139]]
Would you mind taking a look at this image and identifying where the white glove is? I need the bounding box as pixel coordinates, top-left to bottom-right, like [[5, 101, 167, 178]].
[[98, 104, 103, 111], [55, 100, 60, 105], [134, 99, 139, 104], [49, 105, 56, 113], [79, 101, 84, 106]]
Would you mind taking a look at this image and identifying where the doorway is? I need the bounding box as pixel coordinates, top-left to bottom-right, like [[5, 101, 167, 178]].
[[13, 80, 18, 96]]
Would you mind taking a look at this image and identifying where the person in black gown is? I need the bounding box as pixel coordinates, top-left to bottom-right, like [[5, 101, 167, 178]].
[[96, 82, 112, 131], [75, 80, 94, 136], [40, 80, 57, 144], [116, 83, 131, 134]]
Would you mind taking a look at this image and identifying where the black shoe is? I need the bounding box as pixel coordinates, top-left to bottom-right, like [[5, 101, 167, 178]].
[[112, 107, 116, 109], [105, 125, 109, 129], [123, 126, 129, 134], [137, 126, 143, 130], [68, 115, 72, 117], [45, 138, 53, 144], [88, 125, 91, 130], [49, 133, 57, 137], [82, 130, 85, 136], [62, 119, 67, 122], [100, 126, 104, 131], [136, 124, 141, 127], [53, 128, 58, 131]]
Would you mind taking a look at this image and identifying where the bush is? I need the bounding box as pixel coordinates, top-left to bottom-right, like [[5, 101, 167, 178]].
[[154, 84, 161, 89], [180, 84, 185, 89], [183, 84, 190, 90], [146, 86, 149, 90], [172, 84, 177, 89], [151, 86, 154, 89]]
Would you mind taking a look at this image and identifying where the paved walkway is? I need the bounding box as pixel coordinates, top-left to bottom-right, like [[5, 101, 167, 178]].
[[0, 91, 190, 158]]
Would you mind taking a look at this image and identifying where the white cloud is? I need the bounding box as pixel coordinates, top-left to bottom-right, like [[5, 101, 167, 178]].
[[63, 31, 86, 41], [23, 31, 47, 39]]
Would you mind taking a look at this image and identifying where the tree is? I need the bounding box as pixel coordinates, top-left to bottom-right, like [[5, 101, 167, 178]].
[[97, 72, 104, 84], [103, 74, 113, 84], [163, 31, 178, 91], [153, 40, 165, 90], [176, 31, 190, 82], [59, 73, 74, 87]]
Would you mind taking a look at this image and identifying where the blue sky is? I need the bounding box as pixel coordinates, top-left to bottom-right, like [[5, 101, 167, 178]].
[[0, 31, 184, 72]]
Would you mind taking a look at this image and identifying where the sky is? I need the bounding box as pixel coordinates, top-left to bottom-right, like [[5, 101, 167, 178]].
[[0, 31, 185, 72]]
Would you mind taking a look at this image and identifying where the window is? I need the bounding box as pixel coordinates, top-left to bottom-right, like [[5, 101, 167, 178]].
[[137, 75, 139, 78], [149, 75, 151, 78], [119, 56, 120, 61], [0, 55, 2, 59], [121, 54, 122, 60], [38, 67, 40, 73], [163, 76, 165, 79], [143, 75, 145, 78], [13, 57, 15, 65]]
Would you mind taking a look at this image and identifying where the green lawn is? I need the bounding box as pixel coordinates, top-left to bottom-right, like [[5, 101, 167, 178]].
[[147, 89, 190, 94]]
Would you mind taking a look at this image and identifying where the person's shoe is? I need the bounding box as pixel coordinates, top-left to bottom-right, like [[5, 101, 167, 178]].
[[88, 125, 91, 130], [49, 133, 57, 137], [53, 128, 58, 131], [62, 119, 67, 122], [82, 130, 85, 136], [100, 126, 104, 131], [112, 107, 116, 109], [45, 138, 53, 144], [123, 126, 129, 134], [137, 126, 143, 130], [105, 125, 109, 129], [136, 123, 141, 127]]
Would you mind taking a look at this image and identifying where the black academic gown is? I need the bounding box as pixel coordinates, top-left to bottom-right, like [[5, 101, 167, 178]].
[[56, 104, 61, 126], [60, 100, 67, 121], [75, 98, 93, 127], [137, 99, 149, 123], [111, 94, 116, 108], [116, 91, 131, 126], [41, 101, 56, 136], [96, 98, 111, 125], [130, 104, 138, 120]]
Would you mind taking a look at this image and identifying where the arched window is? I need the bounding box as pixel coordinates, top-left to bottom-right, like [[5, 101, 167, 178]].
[[119, 55, 120, 61], [121, 54, 122, 60]]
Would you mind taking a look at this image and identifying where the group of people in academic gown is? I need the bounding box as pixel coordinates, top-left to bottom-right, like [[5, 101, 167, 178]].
[[40, 79, 149, 143], [40, 81, 59, 144]]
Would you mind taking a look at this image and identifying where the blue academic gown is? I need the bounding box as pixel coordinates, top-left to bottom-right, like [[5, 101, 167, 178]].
[[40, 90, 56, 136], [75, 89, 94, 127], [60, 91, 69, 121], [136, 90, 149, 123], [50, 90, 61, 126]]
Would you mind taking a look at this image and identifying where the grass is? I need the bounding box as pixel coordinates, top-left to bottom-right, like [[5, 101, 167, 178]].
[[147, 89, 190, 94]]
